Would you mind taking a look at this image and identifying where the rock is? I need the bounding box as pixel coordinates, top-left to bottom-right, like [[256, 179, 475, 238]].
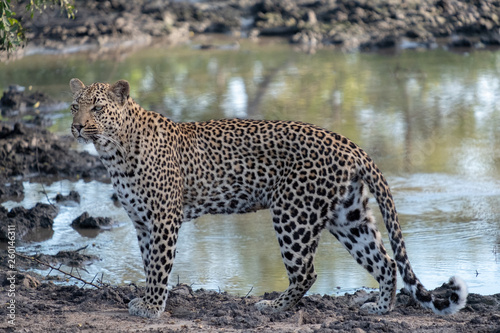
[[0, 86, 61, 116], [305, 10, 317, 25], [110, 192, 121, 207], [54, 191, 81, 204], [375, 35, 397, 48], [259, 25, 300, 36], [481, 32, 500, 45], [22, 274, 41, 289], [172, 284, 194, 298], [0, 180, 24, 201], [71, 212, 114, 229], [0, 121, 24, 139], [114, 17, 126, 30], [352, 328, 367, 333], [406, 29, 426, 39], [450, 36, 473, 47], [0, 203, 59, 241], [0, 122, 107, 180], [75, 25, 88, 36], [435, 16, 448, 26]]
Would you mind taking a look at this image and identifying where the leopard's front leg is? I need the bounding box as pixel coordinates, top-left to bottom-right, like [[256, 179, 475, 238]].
[[128, 197, 182, 319]]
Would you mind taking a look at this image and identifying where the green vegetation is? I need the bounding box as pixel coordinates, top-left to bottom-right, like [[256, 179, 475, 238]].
[[0, 0, 75, 52]]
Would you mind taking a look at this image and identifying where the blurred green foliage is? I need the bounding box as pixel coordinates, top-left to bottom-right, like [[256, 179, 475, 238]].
[[0, 0, 75, 52]]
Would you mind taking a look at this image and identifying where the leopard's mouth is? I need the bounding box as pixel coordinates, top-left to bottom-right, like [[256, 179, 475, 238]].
[[76, 135, 90, 144]]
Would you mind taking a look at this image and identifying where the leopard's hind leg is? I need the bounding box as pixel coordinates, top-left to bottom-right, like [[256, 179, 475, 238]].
[[255, 193, 326, 311], [327, 179, 397, 314]]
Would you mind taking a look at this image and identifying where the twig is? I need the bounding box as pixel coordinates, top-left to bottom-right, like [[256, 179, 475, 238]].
[[75, 245, 89, 252], [129, 282, 139, 292], [16, 253, 102, 289], [244, 286, 254, 299], [240, 286, 254, 304], [90, 273, 98, 285], [34, 133, 55, 209]]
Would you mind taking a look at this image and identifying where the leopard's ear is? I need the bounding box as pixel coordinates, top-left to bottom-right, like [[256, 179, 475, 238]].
[[70, 78, 85, 94], [109, 80, 130, 106]]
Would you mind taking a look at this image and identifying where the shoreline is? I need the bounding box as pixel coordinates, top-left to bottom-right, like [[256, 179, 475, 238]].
[[5, 0, 500, 60], [1, 269, 499, 333]]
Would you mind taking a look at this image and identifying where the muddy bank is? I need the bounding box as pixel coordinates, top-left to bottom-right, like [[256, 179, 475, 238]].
[[0, 85, 67, 117], [0, 269, 499, 332], [0, 203, 58, 242], [0, 121, 108, 200], [0, 107, 110, 241], [9, 0, 500, 57]]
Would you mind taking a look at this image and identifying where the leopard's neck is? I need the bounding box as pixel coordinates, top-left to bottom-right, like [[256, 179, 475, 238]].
[[94, 98, 146, 170]]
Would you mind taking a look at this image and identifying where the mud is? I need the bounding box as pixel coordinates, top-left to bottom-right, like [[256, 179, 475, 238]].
[[0, 270, 499, 332], [0, 203, 58, 242], [7, 0, 500, 59], [0, 85, 66, 117], [71, 211, 115, 229], [0, 122, 108, 198], [54, 190, 81, 204]]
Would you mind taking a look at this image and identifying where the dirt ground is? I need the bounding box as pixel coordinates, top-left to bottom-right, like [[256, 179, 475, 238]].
[[0, 271, 499, 333]]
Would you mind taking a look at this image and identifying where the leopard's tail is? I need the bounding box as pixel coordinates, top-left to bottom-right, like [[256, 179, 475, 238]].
[[359, 153, 468, 315]]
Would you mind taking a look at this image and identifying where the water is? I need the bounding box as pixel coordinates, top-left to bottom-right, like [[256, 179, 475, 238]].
[[1, 39, 499, 296]]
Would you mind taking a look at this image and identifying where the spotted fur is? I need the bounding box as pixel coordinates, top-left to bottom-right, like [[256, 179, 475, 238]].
[[69, 78, 468, 319]]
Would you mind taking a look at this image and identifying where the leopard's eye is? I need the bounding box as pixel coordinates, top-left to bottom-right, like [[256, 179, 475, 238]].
[[93, 105, 103, 112], [71, 104, 79, 113]]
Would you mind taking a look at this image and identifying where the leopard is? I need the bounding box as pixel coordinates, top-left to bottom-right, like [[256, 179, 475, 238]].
[[69, 78, 468, 319]]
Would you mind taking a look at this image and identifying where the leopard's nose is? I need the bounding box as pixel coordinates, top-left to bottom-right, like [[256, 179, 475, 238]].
[[72, 124, 84, 133]]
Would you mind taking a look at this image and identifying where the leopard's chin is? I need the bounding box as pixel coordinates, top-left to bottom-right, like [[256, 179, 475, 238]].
[[76, 136, 90, 144]]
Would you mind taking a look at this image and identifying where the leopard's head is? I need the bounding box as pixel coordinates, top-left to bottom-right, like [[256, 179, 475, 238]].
[[69, 78, 129, 145]]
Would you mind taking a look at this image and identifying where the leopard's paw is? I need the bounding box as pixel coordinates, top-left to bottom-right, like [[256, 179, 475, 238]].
[[128, 297, 163, 318], [255, 300, 276, 312]]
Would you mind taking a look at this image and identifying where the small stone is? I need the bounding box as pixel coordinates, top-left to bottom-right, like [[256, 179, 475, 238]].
[[305, 10, 317, 25], [22, 274, 41, 289], [353, 328, 366, 333], [71, 212, 113, 229], [54, 190, 81, 204]]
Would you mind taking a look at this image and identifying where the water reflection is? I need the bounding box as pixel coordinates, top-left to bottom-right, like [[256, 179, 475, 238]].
[[222, 77, 247, 118], [1, 40, 499, 295]]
